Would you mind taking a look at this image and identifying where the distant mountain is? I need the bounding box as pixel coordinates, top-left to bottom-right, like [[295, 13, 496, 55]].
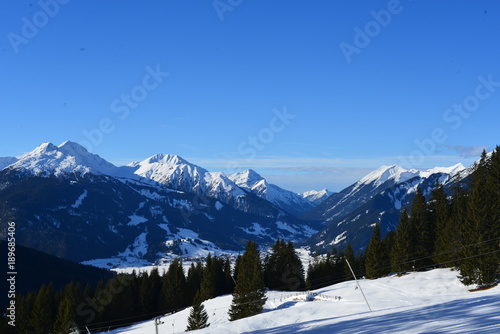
[[7, 141, 119, 177], [300, 189, 334, 206], [229, 169, 315, 216], [0, 142, 320, 267], [129, 154, 247, 208], [304, 164, 465, 254]]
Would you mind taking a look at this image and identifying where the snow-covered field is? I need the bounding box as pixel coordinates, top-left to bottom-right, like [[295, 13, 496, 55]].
[[99, 268, 499, 333]]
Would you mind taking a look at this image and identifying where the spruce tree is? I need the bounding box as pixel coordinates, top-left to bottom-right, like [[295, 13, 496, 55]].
[[228, 241, 267, 321], [223, 257, 236, 294], [459, 149, 499, 286], [264, 239, 305, 291], [410, 187, 435, 269], [30, 283, 56, 334], [53, 293, 78, 333], [391, 207, 415, 273], [343, 243, 356, 281], [431, 182, 453, 265], [365, 222, 388, 279], [199, 254, 217, 301], [187, 261, 204, 304], [160, 258, 187, 312], [186, 291, 210, 331]]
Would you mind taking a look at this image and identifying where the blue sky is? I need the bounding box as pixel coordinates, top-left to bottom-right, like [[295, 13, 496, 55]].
[[1, 0, 499, 192]]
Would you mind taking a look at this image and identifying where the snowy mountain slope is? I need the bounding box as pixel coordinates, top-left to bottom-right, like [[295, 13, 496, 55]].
[[303, 164, 464, 223], [4, 141, 119, 177], [303, 164, 466, 253], [128, 154, 248, 207], [99, 268, 500, 334], [0, 142, 320, 264], [230, 169, 315, 216], [300, 189, 333, 205]]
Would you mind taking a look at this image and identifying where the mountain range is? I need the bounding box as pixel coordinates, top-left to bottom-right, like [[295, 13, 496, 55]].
[[0, 141, 321, 266], [0, 141, 475, 266]]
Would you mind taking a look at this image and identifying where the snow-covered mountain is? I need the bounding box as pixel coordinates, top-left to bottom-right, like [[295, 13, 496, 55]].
[[0, 141, 320, 265], [229, 169, 315, 216], [4, 141, 119, 177], [129, 154, 247, 207], [300, 189, 333, 206], [304, 163, 466, 253]]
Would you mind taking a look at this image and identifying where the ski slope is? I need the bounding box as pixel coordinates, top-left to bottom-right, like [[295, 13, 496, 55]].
[[100, 269, 499, 333]]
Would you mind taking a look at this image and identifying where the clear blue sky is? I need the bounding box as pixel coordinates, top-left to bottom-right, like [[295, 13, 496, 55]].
[[1, 0, 499, 192]]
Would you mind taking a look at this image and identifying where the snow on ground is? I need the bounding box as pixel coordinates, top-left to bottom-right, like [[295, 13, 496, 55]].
[[71, 189, 87, 208], [98, 268, 499, 333]]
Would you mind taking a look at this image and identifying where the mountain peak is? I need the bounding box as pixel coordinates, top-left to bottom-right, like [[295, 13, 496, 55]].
[[31, 142, 59, 155], [358, 165, 418, 188], [229, 169, 265, 190], [10, 141, 117, 177], [145, 154, 189, 166]]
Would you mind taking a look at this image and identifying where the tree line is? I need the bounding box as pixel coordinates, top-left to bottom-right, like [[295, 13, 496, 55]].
[[1, 239, 307, 333], [364, 148, 500, 287]]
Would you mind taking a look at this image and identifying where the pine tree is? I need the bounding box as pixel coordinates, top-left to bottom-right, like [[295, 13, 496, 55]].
[[264, 239, 305, 291], [160, 258, 187, 311], [391, 207, 415, 273], [343, 243, 356, 281], [149, 267, 162, 314], [139, 271, 152, 314], [228, 241, 267, 321], [53, 292, 78, 333], [223, 257, 236, 294], [30, 283, 56, 334], [432, 181, 454, 266], [200, 254, 226, 300], [459, 149, 500, 286], [365, 222, 388, 279], [186, 291, 210, 331], [187, 261, 204, 304], [16, 292, 36, 334], [411, 187, 435, 269]]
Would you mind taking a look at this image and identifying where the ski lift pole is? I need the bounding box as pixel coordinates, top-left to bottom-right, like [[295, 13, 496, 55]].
[[154, 317, 164, 334], [345, 259, 372, 312]]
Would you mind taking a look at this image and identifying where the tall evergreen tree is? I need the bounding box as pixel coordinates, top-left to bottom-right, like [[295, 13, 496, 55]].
[[264, 239, 305, 291], [53, 292, 78, 333], [432, 181, 454, 265], [186, 290, 210, 331], [223, 257, 236, 294], [198, 254, 226, 301], [187, 261, 204, 304], [459, 149, 500, 286], [16, 292, 36, 334], [160, 258, 187, 312], [343, 243, 356, 281], [365, 222, 388, 278], [410, 187, 435, 269], [391, 207, 415, 272], [30, 283, 56, 334], [228, 241, 267, 321]]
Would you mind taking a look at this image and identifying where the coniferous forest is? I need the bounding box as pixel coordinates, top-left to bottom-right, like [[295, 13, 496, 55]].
[[2, 149, 499, 333]]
